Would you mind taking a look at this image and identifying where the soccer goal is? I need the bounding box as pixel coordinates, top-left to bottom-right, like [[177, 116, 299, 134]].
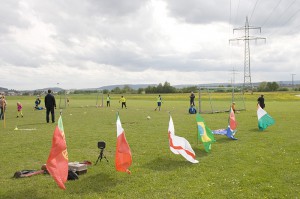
[[95, 90, 104, 108], [58, 91, 67, 109], [197, 87, 246, 114]]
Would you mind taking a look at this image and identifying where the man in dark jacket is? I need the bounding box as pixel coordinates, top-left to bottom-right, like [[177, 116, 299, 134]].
[[257, 95, 265, 109], [45, 89, 56, 123]]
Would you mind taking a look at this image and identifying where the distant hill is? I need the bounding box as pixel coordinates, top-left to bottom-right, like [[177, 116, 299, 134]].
[[2, 80, 299, 92], [97, 84, 157, 90], [0, 87, 8, 91]]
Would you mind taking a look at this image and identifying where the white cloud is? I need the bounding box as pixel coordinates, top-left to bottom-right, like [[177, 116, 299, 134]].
[[0, 0, 299, 90]]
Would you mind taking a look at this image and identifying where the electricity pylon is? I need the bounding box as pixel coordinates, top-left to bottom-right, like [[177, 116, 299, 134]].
[[229, 16, 266, 94]]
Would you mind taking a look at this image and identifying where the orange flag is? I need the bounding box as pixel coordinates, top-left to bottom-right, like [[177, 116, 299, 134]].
[[46, 116, 68, 190], [115, 115, 132, 174]]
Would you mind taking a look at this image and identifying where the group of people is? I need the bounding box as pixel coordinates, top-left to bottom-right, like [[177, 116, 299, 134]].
[[1, 90, 267, 124]]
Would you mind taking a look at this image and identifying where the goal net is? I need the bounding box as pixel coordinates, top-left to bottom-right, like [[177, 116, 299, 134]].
[[197, 87, 246, 114]]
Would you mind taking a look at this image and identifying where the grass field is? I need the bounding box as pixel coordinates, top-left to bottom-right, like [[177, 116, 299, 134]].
[[0, 92, 299, 198]]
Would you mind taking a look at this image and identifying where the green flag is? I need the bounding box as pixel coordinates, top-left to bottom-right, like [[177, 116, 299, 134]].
[[196, 113, 216, 152]]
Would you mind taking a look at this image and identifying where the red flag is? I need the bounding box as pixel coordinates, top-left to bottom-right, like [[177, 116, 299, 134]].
[[229, 107, 237, 131], [46, 116, 68, 190], [115, 115, 132, 174]]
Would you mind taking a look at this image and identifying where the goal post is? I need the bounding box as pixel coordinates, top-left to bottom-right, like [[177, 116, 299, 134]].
[[95, 90, 104, 107], [198, 86, 246, 114]]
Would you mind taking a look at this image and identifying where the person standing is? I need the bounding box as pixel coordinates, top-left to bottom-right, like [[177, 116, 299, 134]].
[[107, 94, 111, 107], [45, 89, 56, 123], [0, 95, 7, 120], [17, 102, 23, 118], [231, 102, 236, 113], [155, 94, 162, 111], [190, 91, 195, 106], [257, 95, 265, 109], [119, 96, 127, 109]]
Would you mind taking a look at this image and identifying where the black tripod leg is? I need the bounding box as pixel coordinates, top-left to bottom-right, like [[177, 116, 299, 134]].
[[95, 155, 101, 165], [104, 155, 109, 162]]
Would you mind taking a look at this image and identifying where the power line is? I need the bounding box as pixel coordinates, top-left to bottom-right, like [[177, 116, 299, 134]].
[[229, 0, 232, 35], [234, 0, 241, 25], [281, 8, 300, 25], [269, 7, 300, 37], [274, 0, 296, 24], [261, 0, 283, 27], [249, 0, 260, 24]]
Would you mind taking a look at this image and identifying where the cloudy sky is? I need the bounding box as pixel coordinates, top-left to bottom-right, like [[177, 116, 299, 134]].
[[0, 0, 299, 90]]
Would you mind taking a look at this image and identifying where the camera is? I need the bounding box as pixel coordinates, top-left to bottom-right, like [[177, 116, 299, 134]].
[[97, 141, 106, 149], [95, 141, 108, 164]]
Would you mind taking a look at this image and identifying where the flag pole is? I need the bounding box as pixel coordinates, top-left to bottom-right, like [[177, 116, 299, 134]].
[[116, 110, 119, 120], [196, 114, 198, 145]]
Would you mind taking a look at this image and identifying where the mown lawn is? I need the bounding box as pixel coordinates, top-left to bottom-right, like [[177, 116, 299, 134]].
[[0, 92, 299, 198]]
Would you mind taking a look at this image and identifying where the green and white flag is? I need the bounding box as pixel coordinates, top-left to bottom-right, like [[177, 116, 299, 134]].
[[257, 105, 275, 131]]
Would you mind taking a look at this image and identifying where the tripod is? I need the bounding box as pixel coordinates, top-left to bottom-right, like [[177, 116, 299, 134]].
[[95, 148, 108, 165]]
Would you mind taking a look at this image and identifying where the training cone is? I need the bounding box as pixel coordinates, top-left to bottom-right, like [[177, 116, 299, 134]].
[[14, 126, 18, 130]]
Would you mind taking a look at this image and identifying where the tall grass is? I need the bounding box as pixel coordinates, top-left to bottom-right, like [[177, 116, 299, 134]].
[[0, 92, 299, 198]]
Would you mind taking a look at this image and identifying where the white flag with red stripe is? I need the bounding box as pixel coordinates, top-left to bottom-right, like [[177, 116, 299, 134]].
[[168, 116, 199, 164]]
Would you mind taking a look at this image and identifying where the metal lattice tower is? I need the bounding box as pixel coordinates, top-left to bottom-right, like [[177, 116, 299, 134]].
[[229, 17, 266, 93]]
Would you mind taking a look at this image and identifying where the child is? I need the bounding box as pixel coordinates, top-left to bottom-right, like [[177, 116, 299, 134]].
[[155, 94, 162, 111], [119, 96, 127, 109], [232, 102, 236, 113], [17, 102, 23, 118]]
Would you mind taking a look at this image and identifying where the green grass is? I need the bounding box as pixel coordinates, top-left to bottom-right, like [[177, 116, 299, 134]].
[[0, 92, 299, 198]]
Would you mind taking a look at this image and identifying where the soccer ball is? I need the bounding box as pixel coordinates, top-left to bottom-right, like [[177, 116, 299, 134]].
[[147, 116, 151, 120]]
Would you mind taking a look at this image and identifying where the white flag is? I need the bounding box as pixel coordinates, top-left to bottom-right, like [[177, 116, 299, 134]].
[[168, 116, 199, 164]]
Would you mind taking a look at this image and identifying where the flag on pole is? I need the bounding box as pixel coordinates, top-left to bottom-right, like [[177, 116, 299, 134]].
[[196, 113, 216, 152], [115, 115, 132, 174], [46, 115, 68, 190], [257, 105, 275, 131], [229, 107, 237, 131], [168, 116, 199, 163], [212, 107, 238, 140]]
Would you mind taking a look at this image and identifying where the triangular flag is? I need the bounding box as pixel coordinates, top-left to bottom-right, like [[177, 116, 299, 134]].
[[168, 116, 199, 163], [46, 116, 68, 190], [257, 105, 275, 131], [115, 115, 132, 174], [196, 113, 216, 152]]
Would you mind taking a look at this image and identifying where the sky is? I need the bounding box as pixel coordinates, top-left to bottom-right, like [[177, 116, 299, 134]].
[[0, 0, 299, 90]]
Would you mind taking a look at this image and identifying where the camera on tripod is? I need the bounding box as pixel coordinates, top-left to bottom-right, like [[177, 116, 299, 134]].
[[98, 141, 106, 149], [95, 141, 108, 165]]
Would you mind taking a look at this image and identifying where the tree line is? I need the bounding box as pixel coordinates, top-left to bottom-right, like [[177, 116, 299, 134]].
[[70, 81, 299, 95]]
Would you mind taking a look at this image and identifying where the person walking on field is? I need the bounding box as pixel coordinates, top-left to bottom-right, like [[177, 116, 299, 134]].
[[155, 94, 163, 111], [119, 96, 127, 109], [17, 102, 23, 118], [257, 95, 265, 109], [45, 89, 56, 123], [107, 94, 111, 107], [190, 91, 195, 106]]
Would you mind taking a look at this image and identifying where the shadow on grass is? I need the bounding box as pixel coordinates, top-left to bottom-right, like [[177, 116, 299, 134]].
[[2, 173, 118, 198], [142, 157, 197, 171], [69, 173, 118, 195], [249, 128, 261, 132], [193, 147, 209, 158], [1, 188, 43, 199], [16, 122, 47, 127], [214, 136, 238, 143]]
